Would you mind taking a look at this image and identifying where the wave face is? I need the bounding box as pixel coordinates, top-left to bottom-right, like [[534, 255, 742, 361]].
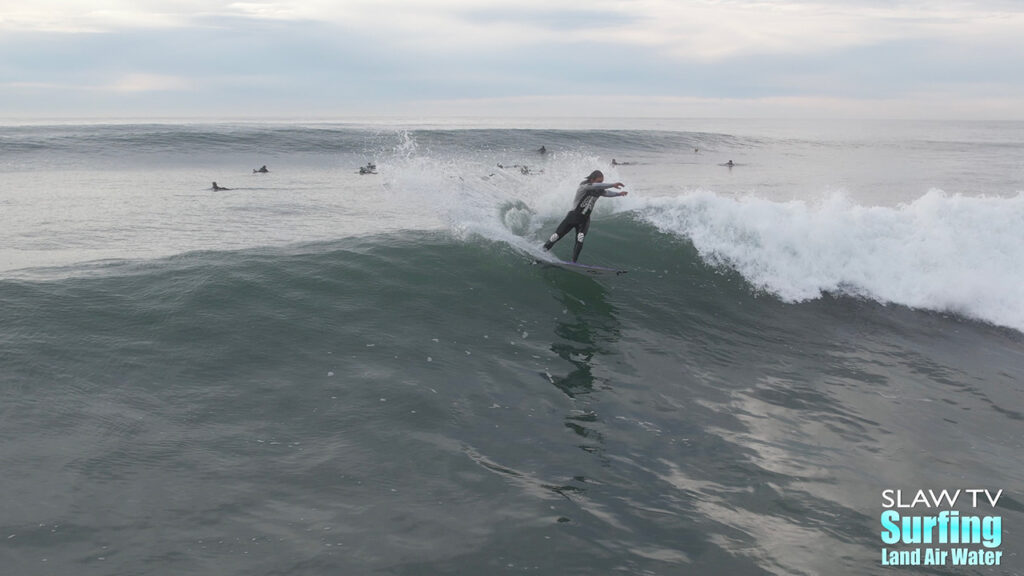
[[2, 120, 1024, 575], [3, 233, 1023, 575]]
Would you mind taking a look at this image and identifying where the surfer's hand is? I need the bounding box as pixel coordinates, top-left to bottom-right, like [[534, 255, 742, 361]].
[[620, 191, 628, 196], [613, 182, 624, 188]]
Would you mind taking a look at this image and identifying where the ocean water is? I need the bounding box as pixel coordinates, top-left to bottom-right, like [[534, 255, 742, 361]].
[[1, 119, 1023, 575]]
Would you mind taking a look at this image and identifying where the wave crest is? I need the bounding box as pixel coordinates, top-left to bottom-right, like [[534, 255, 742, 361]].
[[626, 189, 1024, 331]]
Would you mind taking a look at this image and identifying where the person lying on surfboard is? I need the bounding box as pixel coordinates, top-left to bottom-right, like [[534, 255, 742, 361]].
[[542, 169, 627, 262]]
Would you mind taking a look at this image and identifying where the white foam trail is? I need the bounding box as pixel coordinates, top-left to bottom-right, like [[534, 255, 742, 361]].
[[621, 189, 1024, 332]]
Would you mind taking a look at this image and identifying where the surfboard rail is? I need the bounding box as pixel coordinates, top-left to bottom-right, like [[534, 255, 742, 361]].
[[534, 259, 628, 276]]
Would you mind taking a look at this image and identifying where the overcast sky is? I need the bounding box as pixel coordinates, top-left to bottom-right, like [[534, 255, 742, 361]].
[[2, 0, 1023, 119]]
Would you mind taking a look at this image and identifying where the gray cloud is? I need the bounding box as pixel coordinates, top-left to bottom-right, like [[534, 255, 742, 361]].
[[1, 1, 1022, 118]]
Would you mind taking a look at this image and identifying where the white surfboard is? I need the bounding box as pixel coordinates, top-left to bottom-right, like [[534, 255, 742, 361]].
[[536, 259, 627, 276]]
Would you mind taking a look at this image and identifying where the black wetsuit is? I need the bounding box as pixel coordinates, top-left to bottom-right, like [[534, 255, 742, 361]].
[[543, 182, 621, 262]]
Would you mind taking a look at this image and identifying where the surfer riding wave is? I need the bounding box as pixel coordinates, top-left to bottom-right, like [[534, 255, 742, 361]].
[[542, 170, 627, 262]]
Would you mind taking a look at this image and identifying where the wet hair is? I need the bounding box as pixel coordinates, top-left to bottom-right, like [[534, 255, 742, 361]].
[[581, 170, 603, 184]]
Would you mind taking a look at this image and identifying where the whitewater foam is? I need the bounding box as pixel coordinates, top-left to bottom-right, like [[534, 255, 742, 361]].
[[623, 189, 1024, 332]]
